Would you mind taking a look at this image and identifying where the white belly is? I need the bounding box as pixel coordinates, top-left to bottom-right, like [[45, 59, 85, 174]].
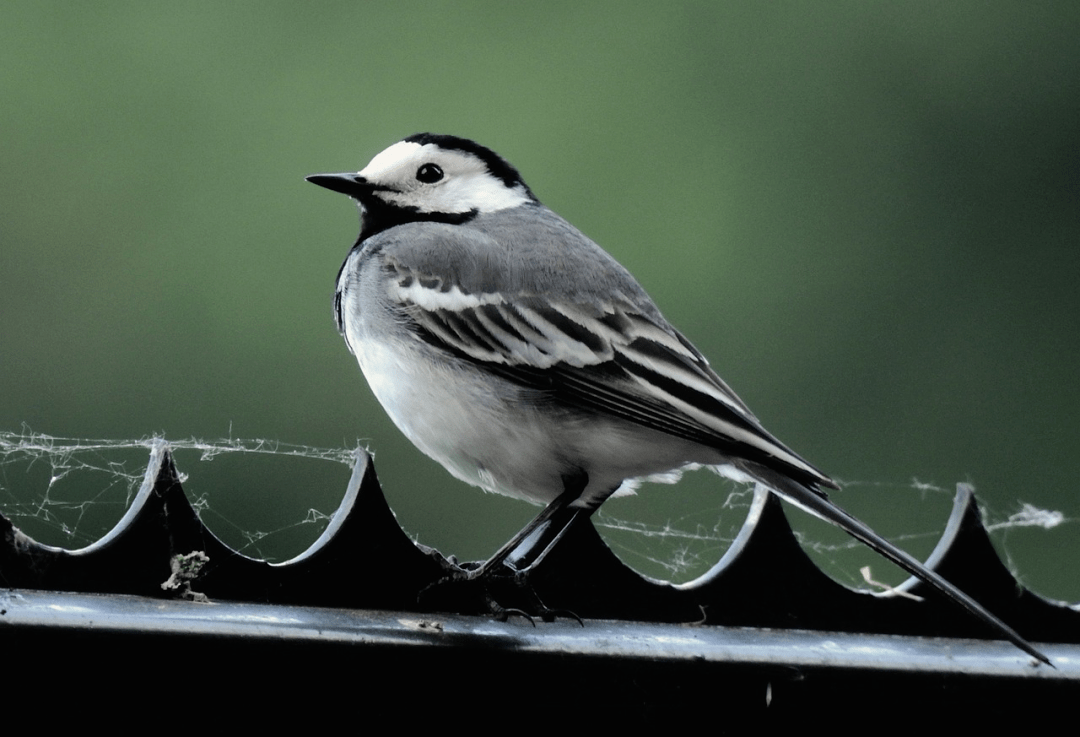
[[349, 327, 722, 509]]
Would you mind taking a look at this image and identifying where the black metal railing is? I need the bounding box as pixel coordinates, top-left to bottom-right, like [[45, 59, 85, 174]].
[[1, 441, 1077, 714], [3, 442, 1075, 640]]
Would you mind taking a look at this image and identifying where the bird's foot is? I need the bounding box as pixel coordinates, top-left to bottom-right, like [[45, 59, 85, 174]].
[[484, 569, 584, 625], [419, 562, 582, 625]]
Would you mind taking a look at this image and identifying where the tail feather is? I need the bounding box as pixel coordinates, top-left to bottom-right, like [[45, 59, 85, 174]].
[[740, 461, 1051, 666]]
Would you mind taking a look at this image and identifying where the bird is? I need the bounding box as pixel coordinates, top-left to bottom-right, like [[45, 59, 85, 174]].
[[307, 132, 1048, 665]]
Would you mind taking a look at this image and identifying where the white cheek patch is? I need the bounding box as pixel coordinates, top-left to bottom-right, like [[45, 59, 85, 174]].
[[436, 174, 531, 213], [380, 176, 529, 214]]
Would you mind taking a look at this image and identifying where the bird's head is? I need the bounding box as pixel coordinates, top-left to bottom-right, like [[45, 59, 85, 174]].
[[308, 133, 537, 239]]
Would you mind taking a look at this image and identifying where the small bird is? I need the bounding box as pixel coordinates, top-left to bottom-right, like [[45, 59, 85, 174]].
[[308, 133, 1047, 664]]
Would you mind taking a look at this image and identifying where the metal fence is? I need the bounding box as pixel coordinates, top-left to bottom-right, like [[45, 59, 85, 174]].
[[2, 443, 1077, 715]]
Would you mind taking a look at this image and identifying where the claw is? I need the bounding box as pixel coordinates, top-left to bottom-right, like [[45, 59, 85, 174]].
[[489, 600, 537, 626], [419, 560, 583, 625]]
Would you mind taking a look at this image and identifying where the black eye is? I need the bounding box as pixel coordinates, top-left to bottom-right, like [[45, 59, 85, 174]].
[[416, 163, 444, 183]]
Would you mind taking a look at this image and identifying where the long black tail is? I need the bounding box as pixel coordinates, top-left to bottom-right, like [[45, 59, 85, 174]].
[[740, 461, 1051, 666]]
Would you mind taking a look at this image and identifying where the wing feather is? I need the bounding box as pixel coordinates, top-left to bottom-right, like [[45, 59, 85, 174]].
[[385, 260, 834, 489]]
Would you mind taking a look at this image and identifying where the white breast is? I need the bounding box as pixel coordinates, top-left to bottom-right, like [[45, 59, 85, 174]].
[[337, 250, 729, 509]]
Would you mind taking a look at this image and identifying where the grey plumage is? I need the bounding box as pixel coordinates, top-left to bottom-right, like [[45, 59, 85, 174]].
[[307, 133, 1049, 665]]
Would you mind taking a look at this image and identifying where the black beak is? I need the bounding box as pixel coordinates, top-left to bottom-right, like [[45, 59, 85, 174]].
[[305, 172, 375, 198]]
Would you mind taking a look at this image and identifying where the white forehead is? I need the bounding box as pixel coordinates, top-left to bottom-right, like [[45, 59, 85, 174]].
[[359, 141, 487, 182]]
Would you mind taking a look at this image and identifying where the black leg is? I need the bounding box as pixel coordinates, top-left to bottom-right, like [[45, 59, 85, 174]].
[[420, 471, 596, 621], [470, 470, 592, 578]]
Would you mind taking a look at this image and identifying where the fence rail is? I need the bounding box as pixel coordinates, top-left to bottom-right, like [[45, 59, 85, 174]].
[[1, 442, 1076, 715]]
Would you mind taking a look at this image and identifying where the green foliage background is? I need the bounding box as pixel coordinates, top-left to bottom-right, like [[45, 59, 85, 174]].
[[2, 3, 1077, 599]]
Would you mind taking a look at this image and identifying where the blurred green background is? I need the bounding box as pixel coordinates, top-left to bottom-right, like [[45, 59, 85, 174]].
[[2, 3, 1077, 600]]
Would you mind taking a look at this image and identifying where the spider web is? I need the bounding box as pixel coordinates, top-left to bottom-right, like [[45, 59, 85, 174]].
[[595, 472, 1068, 589], [0, 428, 1069, 591], [0, 428, 356, 561]]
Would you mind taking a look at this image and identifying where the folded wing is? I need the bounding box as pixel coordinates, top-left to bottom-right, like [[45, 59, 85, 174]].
[[386, 262, 836, 492]]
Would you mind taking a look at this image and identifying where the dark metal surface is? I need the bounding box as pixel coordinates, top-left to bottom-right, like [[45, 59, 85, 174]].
[[2, 587, 1076, 720], [3, 588, 1075, 674], [1, 442, 1076, 645]]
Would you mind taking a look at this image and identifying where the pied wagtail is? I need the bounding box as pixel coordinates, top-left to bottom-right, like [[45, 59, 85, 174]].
[[308, 133, 1048, 665]]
